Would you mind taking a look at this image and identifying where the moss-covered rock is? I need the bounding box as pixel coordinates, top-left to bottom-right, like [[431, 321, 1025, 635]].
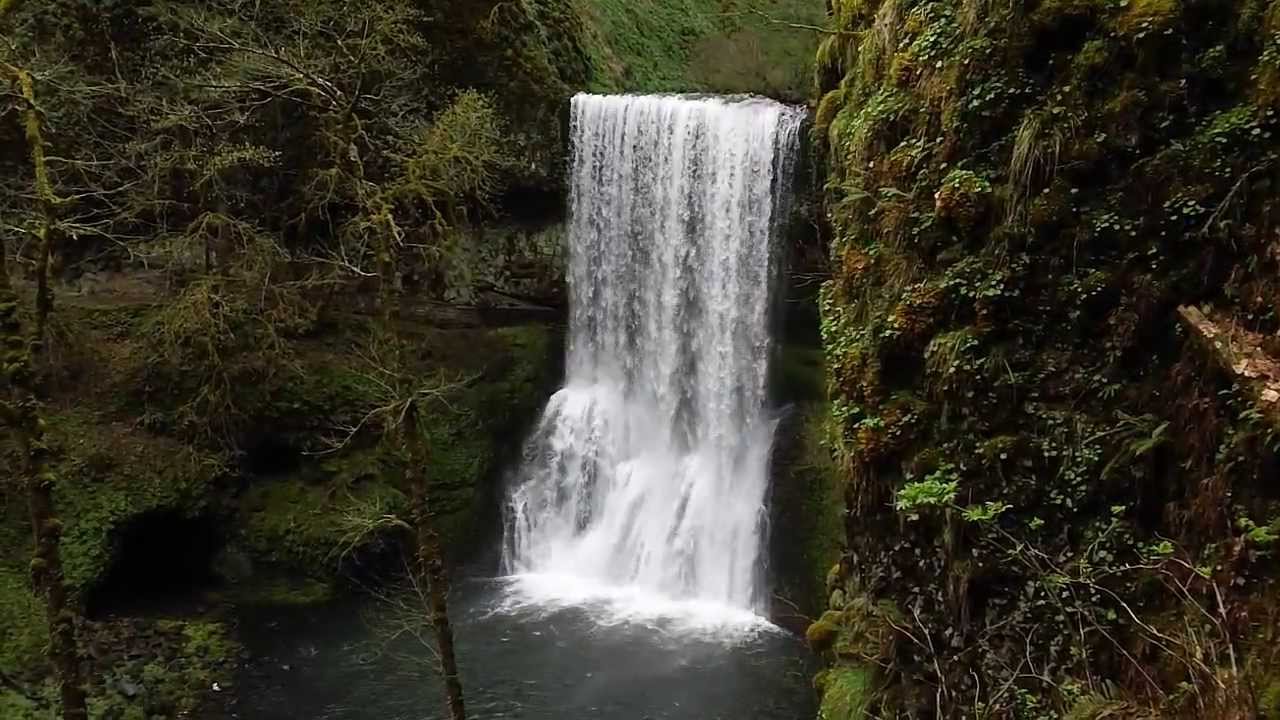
[[48, 411, 227, 594], [234, 323, 557, 577], [221, 574, 333, 607], [807, 610, 844, 653], [0, 614, 242, 720], [815, 665, 875, 720], [1112, 0, 1181, 36], [934, 170, 992, 232]]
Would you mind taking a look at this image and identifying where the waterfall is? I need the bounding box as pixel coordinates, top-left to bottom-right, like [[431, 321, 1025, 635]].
[[501, 94, 804, 620]]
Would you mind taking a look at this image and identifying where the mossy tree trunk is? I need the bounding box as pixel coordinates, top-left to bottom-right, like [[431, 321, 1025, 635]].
[[362, 129, 467, 720], [0, 59, 90, 720], [404, 406, 466, 720]]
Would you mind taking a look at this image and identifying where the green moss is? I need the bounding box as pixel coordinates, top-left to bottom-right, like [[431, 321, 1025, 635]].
[[237, 325, 556, 575], [266, 360, 388, 442], [178, 620, 238, 662], [0, 567, 46, 679], [816, 88, 849, 136], [1112, 0, 1181, 36], [578, 0, 820, 98], [816, 665, 875, 719], [811, 0, 1280, 713], [815, 35, 853, 91], [1031, 0, 1106, 28], [770, 343, 845, 615], [799, 416, 845, 606], [47, 411, 226, 593], [237, 458, 405, 574], [829, 88, 910, 166], [1064, 695, 1131, 720], [806, 610, 843, 653], [924, 326, 984, 400], [832, 596, 900, 661], [777, 347, 828, 403], [1260, 675, 1280, 719], [1256, 30, 1280, 108], [478, 325, 557, 415], [934, 169, 992, 230], [131, 620, 237, 717], [0, 616, 242, 720], [1071, 39, 1113, 84], [0, 691, 44, 720], [225, 575, 333, 606]]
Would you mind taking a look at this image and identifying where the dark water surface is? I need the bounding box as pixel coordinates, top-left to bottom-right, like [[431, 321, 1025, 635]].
[[235, 577, 816, 720]]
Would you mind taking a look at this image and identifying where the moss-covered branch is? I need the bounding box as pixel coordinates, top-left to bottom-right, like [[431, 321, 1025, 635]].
[[0, 59, 89, 720], [739, 8, 856, 36]]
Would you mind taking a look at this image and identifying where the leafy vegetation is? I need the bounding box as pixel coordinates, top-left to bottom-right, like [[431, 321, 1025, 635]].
[[0, 1, 576, 717], [813, 0, 1280, 715], [580, 0, 823, 100]]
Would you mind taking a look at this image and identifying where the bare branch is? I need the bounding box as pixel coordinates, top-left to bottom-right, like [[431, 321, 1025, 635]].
[[725, 8, 858, 37]]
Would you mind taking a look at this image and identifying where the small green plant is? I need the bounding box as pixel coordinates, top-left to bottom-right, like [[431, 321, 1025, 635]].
[[1142, 538, 1176, 559], [895, 463, 960, 520], [1236, 515, 1280, 548], [962, 501, 1010, 524], [1099, 411, 1169, 479]]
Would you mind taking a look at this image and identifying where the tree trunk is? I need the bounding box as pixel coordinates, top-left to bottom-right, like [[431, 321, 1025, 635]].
[[0, 62, 90, 720], [354, 102, 465, 720], [405, 405, 466, 720]]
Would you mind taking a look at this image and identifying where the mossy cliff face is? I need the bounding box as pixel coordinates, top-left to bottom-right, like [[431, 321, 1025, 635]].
[[430, 0, 823, 194], [231, 323, 557, 576], [43, 297, 558, 585], [813, 0, 1280, 716], [577, 0, 823, 100], [771, 346, 846, 620], [462, 0, 824, 100]]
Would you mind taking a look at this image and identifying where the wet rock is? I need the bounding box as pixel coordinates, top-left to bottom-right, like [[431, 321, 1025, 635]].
[[118, 677, 142, 698]]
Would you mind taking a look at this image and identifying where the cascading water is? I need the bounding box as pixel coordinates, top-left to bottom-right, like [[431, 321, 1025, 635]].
[[501, 93, 804, 624]]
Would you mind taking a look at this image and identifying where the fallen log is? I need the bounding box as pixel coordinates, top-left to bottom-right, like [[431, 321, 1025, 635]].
[[1177, 305, 1280, 426]]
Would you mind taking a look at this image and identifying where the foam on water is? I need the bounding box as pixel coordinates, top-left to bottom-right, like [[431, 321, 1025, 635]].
[[500, 94, 803, 633]]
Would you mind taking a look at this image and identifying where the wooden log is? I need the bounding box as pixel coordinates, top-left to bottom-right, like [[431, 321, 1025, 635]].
[[1177, 305, 1280, 425]]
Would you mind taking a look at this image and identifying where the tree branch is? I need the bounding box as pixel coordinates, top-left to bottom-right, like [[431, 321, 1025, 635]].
[[730, 8, 858, 37]]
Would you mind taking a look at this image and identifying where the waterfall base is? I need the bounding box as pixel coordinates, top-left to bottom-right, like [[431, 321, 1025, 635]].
[[234, 577, 815, 719], [495, 572, 779, 638]]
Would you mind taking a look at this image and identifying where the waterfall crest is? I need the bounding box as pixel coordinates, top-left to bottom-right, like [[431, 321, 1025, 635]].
[[501, 94, 803, 619]]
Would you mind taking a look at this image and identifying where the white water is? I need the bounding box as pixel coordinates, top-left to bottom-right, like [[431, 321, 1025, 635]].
[[501, 94, 804, 628]]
